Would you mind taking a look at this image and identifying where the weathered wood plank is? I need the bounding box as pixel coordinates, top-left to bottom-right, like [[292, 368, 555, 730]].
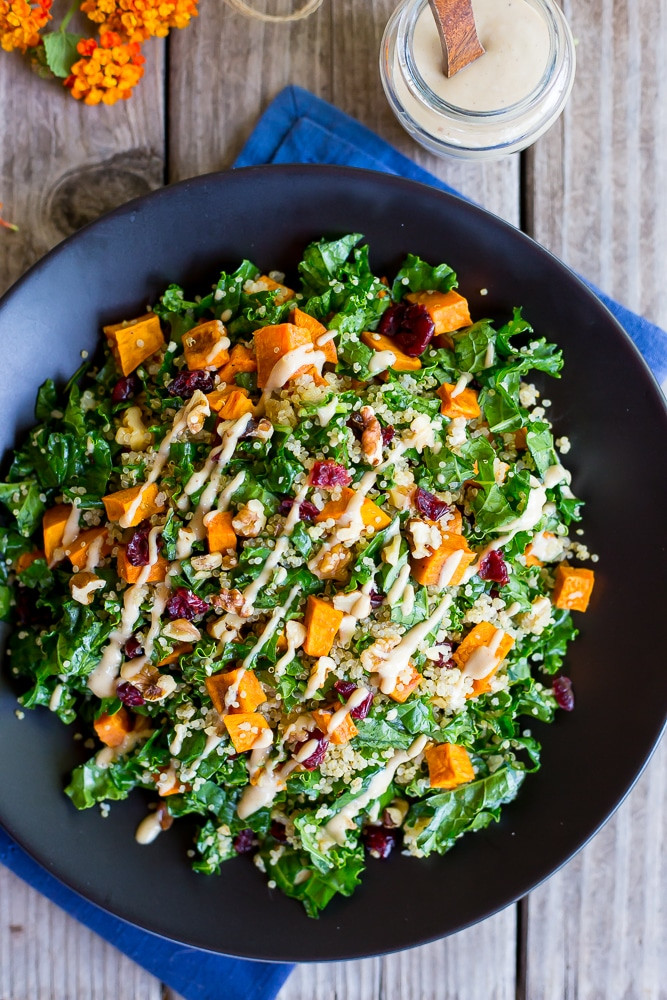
[[0, 865, 164, 1000], [522, 737, 666, 1000], [525, 0, 667, 329], [0, 43, 165, 296]]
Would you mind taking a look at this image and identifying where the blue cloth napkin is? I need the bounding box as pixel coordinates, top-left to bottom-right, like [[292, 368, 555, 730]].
[[237, 86, 667, 385], [3, 82, 666, 1000]]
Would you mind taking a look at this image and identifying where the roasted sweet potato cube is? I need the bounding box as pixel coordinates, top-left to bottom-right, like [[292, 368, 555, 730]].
[[405, 290, 471, 338], [303, 595, 344, 657], [410, 530, 475, 587], [425, 742, 475, 789], [218, 388, 255, 420], [217, 343, 257, 384], [183, 320, 230, 370], [257, 274, 295, 305], [223, 712, 270, 753], [67, 527, 111, 570], [15, 549, 44, 574], [94, 707, 132, 748], [437, 383, 481, 420], [43, 505, 73, 564], [253, 323, 312, 389], [104, 312, 164, 376], [444, 507, 463, 534], [206, 509, 237, 553], [453, 622, 514, 697], [156, 642, 193, 667], [206, 668, 266, 715], [311, 708, 358, 746], [314, 487, 391, 532], [360, 330, 422, 372], [387, 662, 422, 703], [552, 565, 595, 612], [291, 307, 338, 364], [117, 547, 169, 584], [102, 482, 164, 527]]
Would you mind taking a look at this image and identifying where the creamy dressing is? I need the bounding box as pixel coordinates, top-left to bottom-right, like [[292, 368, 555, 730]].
[[241, 484, 309, 610], [412, 0, 551, 113], [180, 731, 223, 783], [401, 583, 415, 617], [326, 687, 369, 736], [461, 626, 505, 680], [304, 655, 334, 699], [83, 531, 107, 572], [87, 583, 149, 697], [247, 725, 274, 781], [120, 391, 209, 529], [543, 463, 571, 490], [260, 343, 326, 399], [368, 593, 452, 693], [462, 478, 548, 582], [62, 503, 81, 548], [316, 397, 338, 427], [450, 372, 473, 398], [120, 582, 169, 680], [368, 349, 397, 375], [135, 525, 163, 586], [437, 548, 465, 588], [322, 735, 428, 846], [237, 757, 300, 820], [135, 811, 163, 845], [385, 561, 411, 606]]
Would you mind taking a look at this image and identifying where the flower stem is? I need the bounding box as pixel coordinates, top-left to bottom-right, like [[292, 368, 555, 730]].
[[59, 0, 82, 33]]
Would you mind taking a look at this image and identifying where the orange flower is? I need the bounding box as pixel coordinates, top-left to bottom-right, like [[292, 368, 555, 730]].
[[80, 0, 198, 42], [64, 31, 145, 106], [0, 0, 51, 53]]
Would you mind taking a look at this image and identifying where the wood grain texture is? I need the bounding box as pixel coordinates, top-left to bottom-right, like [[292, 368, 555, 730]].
[[0, 43, 165, 297], [525, 0, 667, 328], [0, 866, 164, 1000], [522, 737, 666, 1000]]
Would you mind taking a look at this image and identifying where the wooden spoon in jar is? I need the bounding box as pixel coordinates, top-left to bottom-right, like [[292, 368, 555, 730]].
[[428, 0, 485, 78]]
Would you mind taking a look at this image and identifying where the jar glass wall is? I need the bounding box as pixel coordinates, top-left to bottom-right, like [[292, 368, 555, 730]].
[[380, 0, 576, 160]]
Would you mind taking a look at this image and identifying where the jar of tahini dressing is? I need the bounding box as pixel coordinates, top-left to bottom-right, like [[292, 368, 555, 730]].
[[380, 0, 576, 159]]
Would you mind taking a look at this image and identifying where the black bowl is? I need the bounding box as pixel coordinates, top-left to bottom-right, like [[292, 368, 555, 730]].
[[1, 166, 665, 962]]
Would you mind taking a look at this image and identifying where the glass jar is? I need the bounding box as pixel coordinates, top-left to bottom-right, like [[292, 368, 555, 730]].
[[380, 0, 576, 160]]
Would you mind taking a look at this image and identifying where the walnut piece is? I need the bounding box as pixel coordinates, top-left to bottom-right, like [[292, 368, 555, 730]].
[[232, 499, 267, 537], [115, 406, 152, 452], [359, 405, 383, 467], [312, 542, 353, 581]]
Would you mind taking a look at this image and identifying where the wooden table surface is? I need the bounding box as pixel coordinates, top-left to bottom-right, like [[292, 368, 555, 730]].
[[0, 1, 665, 998]]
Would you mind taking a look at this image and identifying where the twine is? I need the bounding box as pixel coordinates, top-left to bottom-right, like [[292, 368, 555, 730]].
[[224, 0, 324, 22]]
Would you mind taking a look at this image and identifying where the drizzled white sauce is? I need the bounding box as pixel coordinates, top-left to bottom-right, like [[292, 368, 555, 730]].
[[385, 561, 411, 606], [368, 349, 397, 375], [322, 735, 428, 846], [62, 503, 81, 548], [135, 812, 163, 845], [84, 531, 107, 572], [326, 687, 368, 736], [461, 627, 505, 680], [437, 548, 465, 588], [367, 593, 452, 694], [450, 372, 473, 398], [88, 583, 148, 697], [120, 391, 209, 529], [260, 343, 326, 399], [304, 655, 334, 699], [242, 484, 309, 610]]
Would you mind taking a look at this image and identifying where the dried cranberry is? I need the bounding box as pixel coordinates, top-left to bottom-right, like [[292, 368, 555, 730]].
[[333, 680, 374, 720], [346, 412, 364, 440], [125, 521, 152, 566], [478, 549, 510, 586], [309, 460, 352, 488], [294, 729, 329, 771], [368, 589, 384, 609], [414, 486, 450, 521], [278, 497, 320, 522], [166, 369, 215, 399], [116, 681, 145, 707], [378, 303, 435, 357], [381, 424, 395, 446], [269, 821, 287, 842], [233, 829, 256, 854], [165, 587, 209, 620], [111, 373, 141, 404], [362, 826, 398, 859], [553, 676, 575, 712], [124, 635, 143, 659]]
